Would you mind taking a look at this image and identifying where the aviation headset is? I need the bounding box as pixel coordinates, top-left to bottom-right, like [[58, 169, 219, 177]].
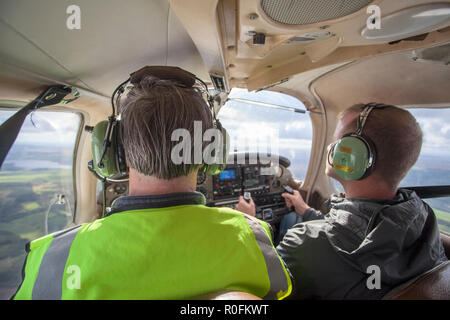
[[87, 66, 229, 183], [328, 103, 391, 181]]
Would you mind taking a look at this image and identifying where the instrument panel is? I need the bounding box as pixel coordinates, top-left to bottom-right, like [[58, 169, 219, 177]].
[[196, 157, 294, 224]]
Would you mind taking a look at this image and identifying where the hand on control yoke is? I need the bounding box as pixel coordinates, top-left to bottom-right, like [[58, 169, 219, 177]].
[[282, 188, 310, 216], [236, 193, 256, 217]]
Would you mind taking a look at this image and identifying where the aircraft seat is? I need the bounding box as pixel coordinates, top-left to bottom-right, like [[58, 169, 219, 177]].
[[441, 232, 450, 259], [383, 260, 450, 300]]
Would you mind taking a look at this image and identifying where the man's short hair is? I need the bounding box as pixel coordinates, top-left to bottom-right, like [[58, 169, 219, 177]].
[[119, 76, 213, 179], [339, 103, 423, 187]]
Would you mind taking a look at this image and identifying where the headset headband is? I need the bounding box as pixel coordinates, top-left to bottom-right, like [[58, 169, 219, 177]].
[[130, 66, 197, 88], [355, 103, 390, 136], [113, 66, 216, 119], [355, 106, 373, 135]]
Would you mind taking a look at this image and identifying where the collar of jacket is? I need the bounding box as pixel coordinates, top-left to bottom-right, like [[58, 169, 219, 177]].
[[323, 188, 420, 240], [327, 188, 414, 216], [106, 191, 206, 217]]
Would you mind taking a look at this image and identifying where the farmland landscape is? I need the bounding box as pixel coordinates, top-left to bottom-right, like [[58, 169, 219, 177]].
[[0, 143, 75, 299]]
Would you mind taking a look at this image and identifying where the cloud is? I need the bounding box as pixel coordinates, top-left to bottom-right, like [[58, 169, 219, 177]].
[[285, 120, 307, 130], [407, 108, 450, 157], [0, 110, 81, 146]]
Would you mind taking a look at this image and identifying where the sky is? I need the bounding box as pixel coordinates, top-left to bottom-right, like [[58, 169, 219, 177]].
[[0, 110, 81, 146], [407, 108, 450, 156]]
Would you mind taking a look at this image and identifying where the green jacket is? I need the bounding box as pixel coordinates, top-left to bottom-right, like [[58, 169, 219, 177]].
[[13, 192, 292, 299]]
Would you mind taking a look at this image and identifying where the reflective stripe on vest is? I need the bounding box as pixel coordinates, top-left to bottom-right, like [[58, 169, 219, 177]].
[[32, 225, 81, 300], [243, 215, 290, 299]]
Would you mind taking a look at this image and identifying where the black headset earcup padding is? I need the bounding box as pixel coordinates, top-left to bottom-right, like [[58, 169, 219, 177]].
[[203, 120, 229, 175], [90, 119, 128, 180], [358, 133, 377, 180], [114, 122, 127, 174]]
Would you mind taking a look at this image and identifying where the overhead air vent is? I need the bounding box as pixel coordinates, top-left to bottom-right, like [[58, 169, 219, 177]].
[[284, 31, 334, 44], [260, 0, 374, 25]]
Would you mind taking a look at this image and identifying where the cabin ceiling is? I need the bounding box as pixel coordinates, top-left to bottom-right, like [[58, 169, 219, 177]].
[[0, 0, 208, 98], [304, 45, 450, 113], [0, 0, 449, 108], [216, 0, 450, 91]]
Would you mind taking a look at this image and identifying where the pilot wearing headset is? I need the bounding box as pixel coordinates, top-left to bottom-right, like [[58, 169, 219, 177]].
[[236, 103, 447, 299], [12, 66, 292, 300]]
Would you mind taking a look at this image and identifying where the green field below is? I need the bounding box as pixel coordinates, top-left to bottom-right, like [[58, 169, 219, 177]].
[[0, 168, 74, 293], [432, 209, 450, 234], [0, 169, 72, 183]]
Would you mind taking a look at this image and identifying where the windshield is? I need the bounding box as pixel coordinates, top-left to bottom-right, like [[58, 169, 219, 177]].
[[218, 88, 312, 180]]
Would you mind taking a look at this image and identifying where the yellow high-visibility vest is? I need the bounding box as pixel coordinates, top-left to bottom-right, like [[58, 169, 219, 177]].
[[13, 200, 292, 299]]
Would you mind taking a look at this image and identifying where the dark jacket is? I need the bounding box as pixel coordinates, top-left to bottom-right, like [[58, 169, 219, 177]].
[[276, 189, 448, 299]]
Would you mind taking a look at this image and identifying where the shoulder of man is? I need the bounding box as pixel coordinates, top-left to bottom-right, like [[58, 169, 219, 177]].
[[214, 206, 273, 239], [209, 207, 292, 299], [277, 218, 330, 252], [12, 224, 83, 300]]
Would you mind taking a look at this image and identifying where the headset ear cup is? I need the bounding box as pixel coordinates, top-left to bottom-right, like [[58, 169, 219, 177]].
[[331, 103, 382, 181], [91, 120, 127, 179], [332, 134, 372, 180], [91, 121, 115, 178], [203, 120, 229, 175]]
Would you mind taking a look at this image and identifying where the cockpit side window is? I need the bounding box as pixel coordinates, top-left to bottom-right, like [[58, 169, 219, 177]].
[[399, 108, 450, 234], [0, 109, 81, 299]]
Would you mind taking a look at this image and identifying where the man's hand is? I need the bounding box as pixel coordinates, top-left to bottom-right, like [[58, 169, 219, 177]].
[[282, 190, 310, 216], [235, 195, 256, 217]]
